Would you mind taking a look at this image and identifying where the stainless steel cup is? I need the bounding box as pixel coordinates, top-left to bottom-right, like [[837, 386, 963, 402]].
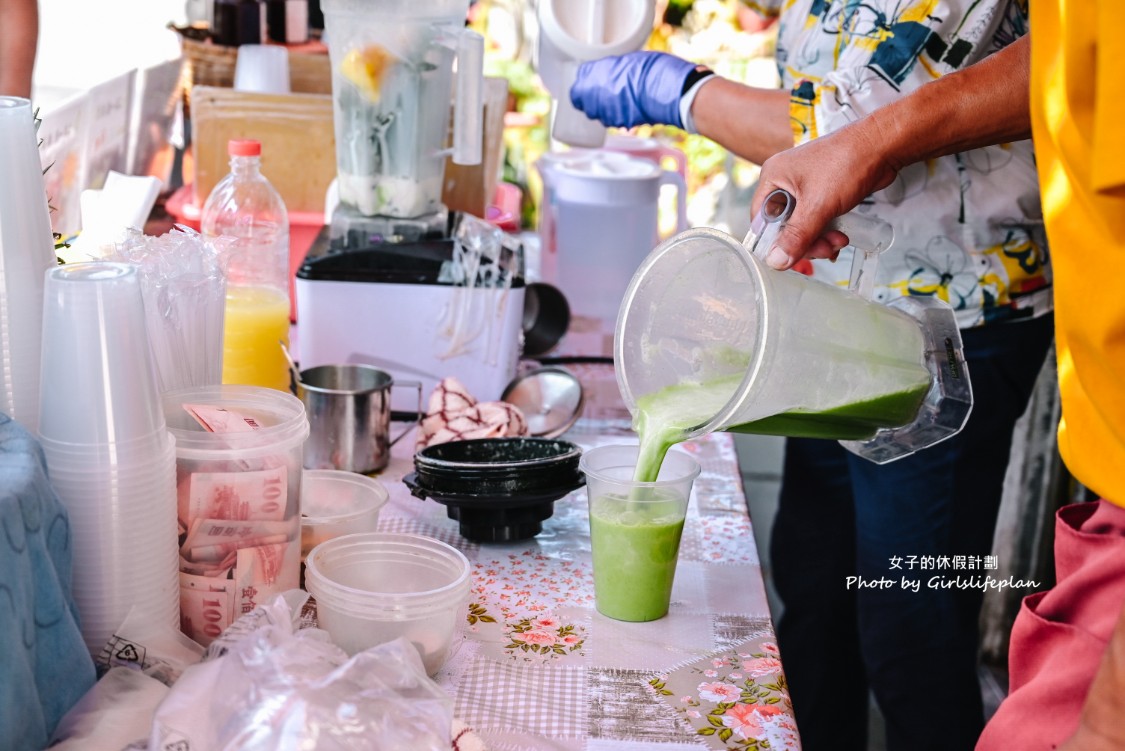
[[298, 364, 421, 473]]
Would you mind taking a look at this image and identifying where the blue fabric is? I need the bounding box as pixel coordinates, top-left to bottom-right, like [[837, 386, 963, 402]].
[[769, 314, 1054, 751], [570, 51, 697, 129], [0, 413, 95, 751]]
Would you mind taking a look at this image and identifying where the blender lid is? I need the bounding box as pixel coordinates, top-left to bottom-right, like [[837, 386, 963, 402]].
[[501, 367, 585, 438]]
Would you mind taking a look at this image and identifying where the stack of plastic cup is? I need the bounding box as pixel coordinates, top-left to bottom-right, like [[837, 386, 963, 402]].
[[0, 97, 56, 432], [37, 262, 179, 655]]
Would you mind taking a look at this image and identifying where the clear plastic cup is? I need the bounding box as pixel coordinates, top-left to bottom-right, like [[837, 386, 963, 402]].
[[76, 583, 179, 654], [58, 448, 180, 655], [304, 532, 470, 675], [301, 469, 389, 558], [38, 262, 166, 445], [0, 97, 55, 433], [579, 444, 700, 622], [41, 430, 175, 471]]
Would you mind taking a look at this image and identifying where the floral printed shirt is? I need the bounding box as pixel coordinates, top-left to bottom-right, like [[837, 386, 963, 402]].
[[745, 0, 1052, 328]]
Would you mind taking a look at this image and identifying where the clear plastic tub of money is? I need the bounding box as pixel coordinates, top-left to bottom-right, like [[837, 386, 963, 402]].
[[304, 532, 471, 675], [300, 469, 390, 558], [162, 385, 310, 646]]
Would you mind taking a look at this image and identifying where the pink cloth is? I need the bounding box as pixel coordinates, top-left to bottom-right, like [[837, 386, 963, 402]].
[[976, 500, 1125, 750], [415, 377, 528, 451]]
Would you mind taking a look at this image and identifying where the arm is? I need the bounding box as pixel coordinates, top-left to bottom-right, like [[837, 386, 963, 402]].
[[0, 0, 38, 98], [570, 52, 794, 164], [752, 33, 1032, 270], [691, 78, 791, 166]]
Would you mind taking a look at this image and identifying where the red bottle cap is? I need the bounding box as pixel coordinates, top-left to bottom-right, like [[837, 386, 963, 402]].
[[228, 138, 262, 156]]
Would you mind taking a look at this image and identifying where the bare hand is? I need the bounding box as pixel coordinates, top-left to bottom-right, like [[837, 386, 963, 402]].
[[751, 119, 900, 270]]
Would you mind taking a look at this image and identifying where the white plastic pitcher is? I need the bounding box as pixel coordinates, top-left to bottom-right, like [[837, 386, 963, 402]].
[[537, 0, 655, 148], [615, 189, 973, 464], [322, 0, 483, 218], [538, 150, 688, 327]]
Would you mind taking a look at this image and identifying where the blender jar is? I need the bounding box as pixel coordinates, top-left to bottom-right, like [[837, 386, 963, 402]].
[[615, 190, 973, 464], [322, 0, 482, 218]]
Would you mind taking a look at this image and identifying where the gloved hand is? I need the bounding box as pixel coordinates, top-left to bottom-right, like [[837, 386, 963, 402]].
[[570, 51, 704, 129]]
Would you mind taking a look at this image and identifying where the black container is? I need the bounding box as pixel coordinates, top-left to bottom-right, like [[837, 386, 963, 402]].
[[405, 438, 585, 542], [236, 0, 262, 45], [265, 0, 288, 42], [213, 0, 240, 45]]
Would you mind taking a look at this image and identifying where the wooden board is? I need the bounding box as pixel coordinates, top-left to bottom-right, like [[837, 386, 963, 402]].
[[441, 77, 510, 219], [190, 85, 336, 214]]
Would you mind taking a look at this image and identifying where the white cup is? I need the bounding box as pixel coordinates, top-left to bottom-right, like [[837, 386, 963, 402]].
[[235, 44, 291, 94], [39, 262, 166, 445]]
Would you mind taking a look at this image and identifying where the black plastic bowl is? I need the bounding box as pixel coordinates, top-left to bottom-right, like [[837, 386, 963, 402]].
[[405, 438, 585, 542], [412, 437, 582, 495]]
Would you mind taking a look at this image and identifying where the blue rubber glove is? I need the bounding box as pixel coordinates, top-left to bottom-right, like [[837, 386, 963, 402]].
[[570, 51, 701, 129]]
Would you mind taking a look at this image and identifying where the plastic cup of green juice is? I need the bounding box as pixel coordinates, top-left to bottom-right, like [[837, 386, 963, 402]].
[[580, 445, 701, 622]]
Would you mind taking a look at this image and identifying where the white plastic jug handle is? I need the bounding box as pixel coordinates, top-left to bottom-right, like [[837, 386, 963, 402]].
[[654, 144, 688, 179], [742, 189, 895, 300], [658, 169, 688, 236], [451, 29, 484, 166]]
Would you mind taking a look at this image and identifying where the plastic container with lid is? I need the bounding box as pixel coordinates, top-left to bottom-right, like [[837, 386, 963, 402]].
[[304, 532, 471, 675], [201, 138, 292, 392], [162, 385, 310, 646]]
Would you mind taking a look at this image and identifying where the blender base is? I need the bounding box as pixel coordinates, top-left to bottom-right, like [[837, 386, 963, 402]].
[[328, 204, 452, 250]]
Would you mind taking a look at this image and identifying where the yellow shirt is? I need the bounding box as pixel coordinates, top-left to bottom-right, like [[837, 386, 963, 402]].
[[1030, 0, 1125, 506]]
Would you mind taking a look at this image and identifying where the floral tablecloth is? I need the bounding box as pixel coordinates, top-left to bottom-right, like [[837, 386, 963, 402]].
[[370, 413, 800, 751]]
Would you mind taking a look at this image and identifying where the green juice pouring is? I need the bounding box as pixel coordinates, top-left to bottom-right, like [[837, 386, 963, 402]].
[[585, 190, 973, 621]]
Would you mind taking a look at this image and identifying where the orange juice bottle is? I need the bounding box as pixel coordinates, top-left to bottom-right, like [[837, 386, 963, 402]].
[[222, 285, 292, 391], [201, 139, 292, 391]]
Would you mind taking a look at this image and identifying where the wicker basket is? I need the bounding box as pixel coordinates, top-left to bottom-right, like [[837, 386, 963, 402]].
[[177, 35, 331, 117], [178, 37, 238, 117]]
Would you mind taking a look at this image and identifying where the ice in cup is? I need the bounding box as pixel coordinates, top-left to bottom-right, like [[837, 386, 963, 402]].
[[580, 445, 700, 622]]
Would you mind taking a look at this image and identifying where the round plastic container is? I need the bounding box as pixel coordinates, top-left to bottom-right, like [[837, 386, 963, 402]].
[[305, 532, 471, 674], [300, 470, 389, 558], [162, 385, 310, 645]]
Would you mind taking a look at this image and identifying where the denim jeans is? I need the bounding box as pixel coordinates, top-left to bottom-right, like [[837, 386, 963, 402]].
[[770, 314, 1054, 751]]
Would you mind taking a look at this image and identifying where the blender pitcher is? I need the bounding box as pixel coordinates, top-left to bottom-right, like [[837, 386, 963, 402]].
[[322, 0, 483, 218], [615, 189, 973, 464]]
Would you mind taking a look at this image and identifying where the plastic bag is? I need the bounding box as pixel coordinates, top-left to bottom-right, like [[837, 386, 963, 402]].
[[106, 225, 227, 392], [149, 590, 454, 751], [94, 605, 206, 687], [48, 668, 169, 751]]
